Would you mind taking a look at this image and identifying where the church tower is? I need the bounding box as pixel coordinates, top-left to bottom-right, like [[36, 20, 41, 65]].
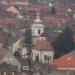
[[31, 13, 45, 44]]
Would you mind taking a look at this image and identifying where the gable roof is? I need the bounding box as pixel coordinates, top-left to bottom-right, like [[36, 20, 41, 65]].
[[7, 6, 20, 16], [54, 50, 75, 67]]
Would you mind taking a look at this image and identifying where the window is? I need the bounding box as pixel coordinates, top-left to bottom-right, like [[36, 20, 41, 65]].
[[38, 29, 40, 34], [44, 55, 50, 61], [36, 54, 39, 61], [23, 66, 28, 70], [44, 55, 47, 60]]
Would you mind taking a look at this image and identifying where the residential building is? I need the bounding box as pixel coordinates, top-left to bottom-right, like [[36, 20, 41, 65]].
[[0, 62, 18, 75], [0, 46, 21, 72]]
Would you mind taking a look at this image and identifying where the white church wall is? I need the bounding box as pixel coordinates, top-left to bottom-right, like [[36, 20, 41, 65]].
[[32, 49, 54, 64]]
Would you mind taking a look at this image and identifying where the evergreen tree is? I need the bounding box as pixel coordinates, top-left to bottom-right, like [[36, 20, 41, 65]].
[[52, 26, 75, 58], [24, 29, 32, 50]]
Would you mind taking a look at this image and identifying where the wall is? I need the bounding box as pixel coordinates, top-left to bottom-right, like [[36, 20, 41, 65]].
[[32, 49, 54, 64]]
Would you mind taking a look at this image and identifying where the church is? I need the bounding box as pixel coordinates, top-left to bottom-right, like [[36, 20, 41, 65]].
[[31, 13, 54, 64]]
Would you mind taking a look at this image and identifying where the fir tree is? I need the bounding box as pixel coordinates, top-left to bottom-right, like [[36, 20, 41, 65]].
[[24, 29, 32, 50]]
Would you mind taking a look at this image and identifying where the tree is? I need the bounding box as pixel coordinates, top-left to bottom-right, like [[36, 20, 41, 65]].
[[52, 26, 75, 58], [24, 28, 32, 50]]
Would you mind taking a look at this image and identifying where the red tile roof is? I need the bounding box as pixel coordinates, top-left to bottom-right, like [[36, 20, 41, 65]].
[[33, 38, 54, 51], [0, 18, 20, 29], [28, 16, 74, 27], [26, 4, 51, 13], [54, 50, 75, 67], [43, 16, 72, 26]]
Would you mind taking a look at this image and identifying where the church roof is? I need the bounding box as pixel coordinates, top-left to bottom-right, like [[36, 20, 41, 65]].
[[33, 38, 54, 51]]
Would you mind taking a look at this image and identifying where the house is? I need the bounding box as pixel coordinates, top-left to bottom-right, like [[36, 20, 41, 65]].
[[0, 46, 21, 72], [18, 58, 33, 73], [0, 0, 8, 5], [53, 50, 75, 75], [6, 6, 20, 16], [54, 50, 75, 69], [0, 62, 18, 75], [0, 44, 31, 75]]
